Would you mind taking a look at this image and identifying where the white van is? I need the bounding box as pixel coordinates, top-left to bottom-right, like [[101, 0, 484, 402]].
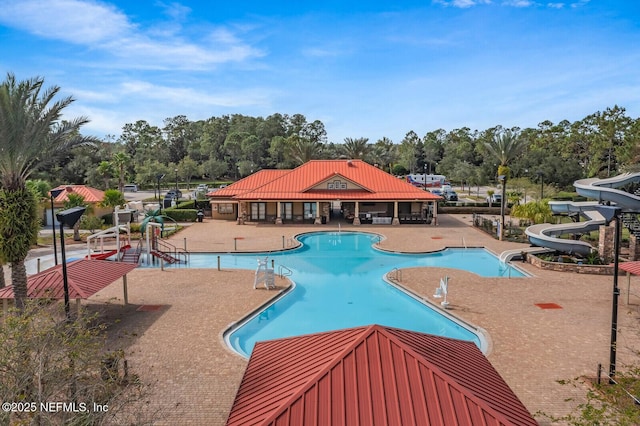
[[123, 184, 138, 192]]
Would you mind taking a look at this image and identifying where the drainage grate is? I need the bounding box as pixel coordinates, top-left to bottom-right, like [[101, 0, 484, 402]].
[[137, 305, 164, 312], [535, 303, 562, 309]]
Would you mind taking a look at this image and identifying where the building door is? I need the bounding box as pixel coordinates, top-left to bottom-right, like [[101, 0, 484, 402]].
[[251, 202, 266, 221], [303, 202, 317, 220], [281, 202, 293, 220]]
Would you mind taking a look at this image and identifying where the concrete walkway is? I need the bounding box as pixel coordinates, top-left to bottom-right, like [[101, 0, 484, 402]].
[[27, 215, 640, 425]]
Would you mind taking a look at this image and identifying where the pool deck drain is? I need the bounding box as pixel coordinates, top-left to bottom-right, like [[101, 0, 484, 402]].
[[535, 302, 563, 309]]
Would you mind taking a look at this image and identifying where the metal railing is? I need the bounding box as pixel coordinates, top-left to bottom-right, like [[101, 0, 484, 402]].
[[154, 237, 190, 264], [389, 268, 402, 282], [278, 265, 292, 278]]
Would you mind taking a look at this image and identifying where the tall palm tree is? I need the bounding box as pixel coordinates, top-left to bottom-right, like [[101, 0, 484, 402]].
[[111, 151, 130, 192], [483, 129, 528, 239], [0, 73, 95, 309], [286, 135, 322, 165], [342, 137, 370, 160]]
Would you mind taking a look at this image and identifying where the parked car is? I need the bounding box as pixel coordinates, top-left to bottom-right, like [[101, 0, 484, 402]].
[[123, 184, 138, 192], [487, 194, 502, 204], [165, 189, 183, 199], [444, 191, 458, 201], [430, 188, 443, 197]]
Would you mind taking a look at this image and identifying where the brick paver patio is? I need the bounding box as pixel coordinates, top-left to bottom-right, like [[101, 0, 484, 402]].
[[80, 214, 640, 425]]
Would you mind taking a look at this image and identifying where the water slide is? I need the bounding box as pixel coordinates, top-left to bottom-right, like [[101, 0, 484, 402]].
[[524, 172, 640, 256]]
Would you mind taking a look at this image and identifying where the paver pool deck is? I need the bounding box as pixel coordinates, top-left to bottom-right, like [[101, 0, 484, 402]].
[[78, 214, 640, 425]]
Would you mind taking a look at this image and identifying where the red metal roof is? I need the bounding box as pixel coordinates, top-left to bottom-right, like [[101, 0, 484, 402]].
[[210, 170, 291, 198], [619, 261, 640, 275], [0, 259, 137, 300], [50, 185, 106, 204], [226, 325, 537, 426], [211, 160, 441, 201]]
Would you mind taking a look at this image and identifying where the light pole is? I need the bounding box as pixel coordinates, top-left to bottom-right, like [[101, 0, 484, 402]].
[[174, 168, 179, 192], [56, 206, 86, 320], [156, 173, 165, 212], [498, 175, 506, 241], [536, 170, 544, 199], [49, 188, 64, 265], [423, 164, 427, 191], [595, 205, 622, 383]]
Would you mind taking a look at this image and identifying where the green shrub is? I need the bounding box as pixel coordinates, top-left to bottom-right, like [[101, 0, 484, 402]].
[[79, 215, 104, 232], [176, 200, 198, 209], [100, 213, 113, 225], [163, 208, 197, 222]]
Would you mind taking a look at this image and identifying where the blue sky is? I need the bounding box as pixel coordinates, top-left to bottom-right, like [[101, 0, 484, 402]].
[[0, 0, 638, 144]]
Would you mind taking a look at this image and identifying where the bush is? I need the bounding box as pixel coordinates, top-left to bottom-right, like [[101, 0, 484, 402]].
[[163, 208, 197, 222], [100, 213, 113, 225], [79, 215, 104, 232]]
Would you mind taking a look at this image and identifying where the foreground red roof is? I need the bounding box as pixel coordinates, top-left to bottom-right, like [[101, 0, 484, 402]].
[[0, 259, 137, 300], [619, 261, 640, 275], [226, 325, 536, 426], [211, 160, 441, 201]]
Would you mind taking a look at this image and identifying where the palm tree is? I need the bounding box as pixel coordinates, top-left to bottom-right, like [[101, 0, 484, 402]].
[[286, 135, 322, 165], [111, 151, 130, 192], [342, 137, 370, 160], [0, 73, 95, 308], [483, 129, 528, 239]]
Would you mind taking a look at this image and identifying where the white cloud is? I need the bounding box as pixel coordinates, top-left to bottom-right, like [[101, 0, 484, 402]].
[[547, 3, 565, 8], [0, 0, 263, 70], [432, 0, 492, 8], [501, 0, 535, 6]]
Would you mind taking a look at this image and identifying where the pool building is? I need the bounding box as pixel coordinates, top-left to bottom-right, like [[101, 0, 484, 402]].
[[208, 159, 442, 225]]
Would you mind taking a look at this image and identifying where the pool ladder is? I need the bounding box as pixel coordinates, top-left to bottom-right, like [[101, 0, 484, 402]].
[[389, 268, 402, 282], [278, 265, 293, 278]]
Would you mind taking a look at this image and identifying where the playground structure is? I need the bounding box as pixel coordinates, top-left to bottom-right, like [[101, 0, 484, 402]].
[[523, 172, 640, 257], [85, 206, 189, 265]]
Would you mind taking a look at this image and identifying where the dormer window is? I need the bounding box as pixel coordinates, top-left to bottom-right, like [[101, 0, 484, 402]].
[[327, 180, 347, 190]]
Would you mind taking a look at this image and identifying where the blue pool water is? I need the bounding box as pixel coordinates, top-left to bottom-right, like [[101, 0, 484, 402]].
[[163, 232, 525, 357]]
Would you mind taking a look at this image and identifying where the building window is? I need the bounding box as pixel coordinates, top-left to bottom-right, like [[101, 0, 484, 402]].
[[327, 180, 347, 190], [218, 203, 234, 214], [251, 202, 266, 220], [281, 202, 292, 220], [303, 202, 317, 219]]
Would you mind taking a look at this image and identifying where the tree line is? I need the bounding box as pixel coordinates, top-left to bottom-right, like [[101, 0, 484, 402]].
[[31, 106, 639, 195]]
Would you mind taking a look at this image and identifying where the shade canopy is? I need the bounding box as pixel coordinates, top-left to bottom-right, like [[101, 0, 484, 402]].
[[0, 259, 137, 300]]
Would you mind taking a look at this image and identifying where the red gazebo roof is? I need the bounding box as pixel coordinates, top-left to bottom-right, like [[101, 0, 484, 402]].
[[226, 324, 536, 426], [0, 259, 137, 300]]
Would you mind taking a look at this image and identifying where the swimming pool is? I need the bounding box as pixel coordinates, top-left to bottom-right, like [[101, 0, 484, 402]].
[[163, 232, 525, 357]]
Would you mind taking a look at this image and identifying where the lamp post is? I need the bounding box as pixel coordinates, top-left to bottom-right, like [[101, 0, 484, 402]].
[[49, 188, 64, 265], [156, 173, 165, 212], [56, 206, 86, 320], [595, 205, 622, 383], [174, 168, 179, 192], [498, 175, 506, 241], [536, 170, 544, 199], [423, 164, 427, 191]]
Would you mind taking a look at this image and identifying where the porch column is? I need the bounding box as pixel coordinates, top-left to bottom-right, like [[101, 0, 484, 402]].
[[237, 202, 245, 225], [275, 202, 283, 225], [432, 201, 438, 226], [353, 201, 361, 225], [392, 201, 400, 225], [314, 201, 322, 224]]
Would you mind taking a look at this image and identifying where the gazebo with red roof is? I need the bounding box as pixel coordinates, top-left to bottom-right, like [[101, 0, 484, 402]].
[[209, 160, 441, 226], [0, 259, 137, 315], [226, 325, 537, 426]]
